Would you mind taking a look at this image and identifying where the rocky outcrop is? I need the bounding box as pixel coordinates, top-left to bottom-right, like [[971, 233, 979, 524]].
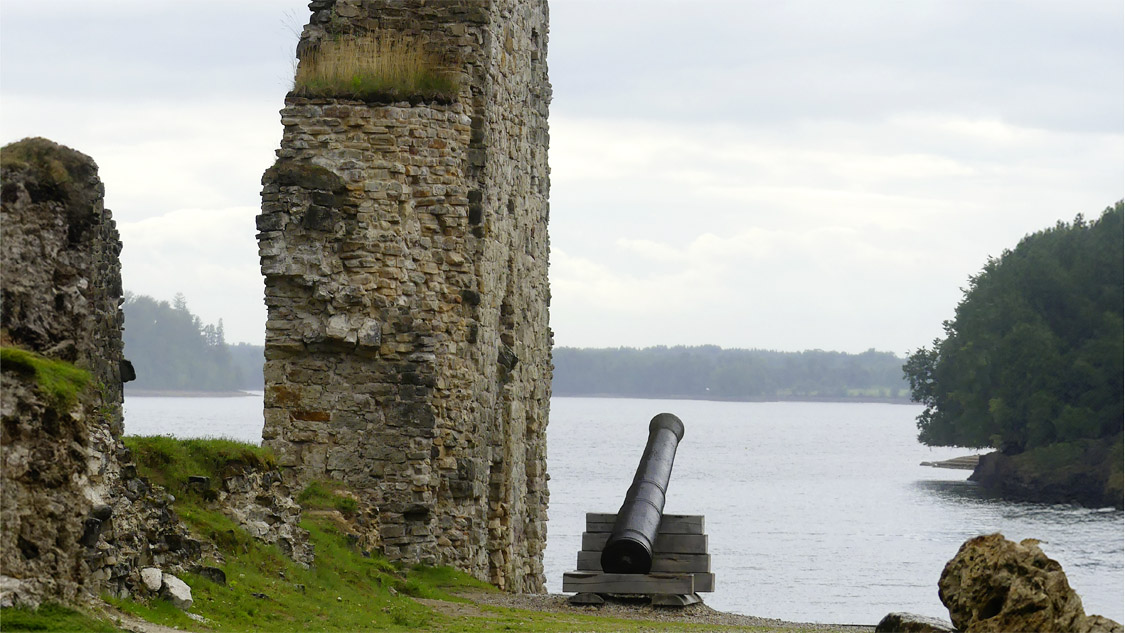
[[87, 449, 212, 599], [875, 612, 956, 633], [259, 0, 552, 591], [970, 437, 1124, 509], [939, 533, 1122, 633]]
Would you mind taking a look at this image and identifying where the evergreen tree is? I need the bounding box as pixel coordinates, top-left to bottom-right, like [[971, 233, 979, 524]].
[[904, 202, 1123, 452], [123, 293, 244, 391]]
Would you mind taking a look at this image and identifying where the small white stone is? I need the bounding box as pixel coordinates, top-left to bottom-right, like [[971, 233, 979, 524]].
[[140, 567, 162, 592], [161, 573, 193, 610]]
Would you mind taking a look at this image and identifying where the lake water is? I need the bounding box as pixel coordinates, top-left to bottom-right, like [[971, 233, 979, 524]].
[[124, 394, 1124, 625]]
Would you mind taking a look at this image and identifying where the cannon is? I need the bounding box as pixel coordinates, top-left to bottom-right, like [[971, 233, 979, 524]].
[[600, 413, 685, 574]]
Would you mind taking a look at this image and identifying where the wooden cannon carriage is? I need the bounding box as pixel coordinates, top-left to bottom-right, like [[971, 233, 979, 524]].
[[563, 511, 715, 606], [562, 413, 714, 607]]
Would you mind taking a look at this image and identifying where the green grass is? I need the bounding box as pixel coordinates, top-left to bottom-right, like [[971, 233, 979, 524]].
[[402, 564, 494, 600], [105, 593, 197, 630], [108, 435, 825, 632], [124, 435, 276, 500], [297, 480, 360, 517], [105, 509, 437, 631], [0, 602, 123, 632], [0, 346, 91, 409], [293, 32, 458, 102]]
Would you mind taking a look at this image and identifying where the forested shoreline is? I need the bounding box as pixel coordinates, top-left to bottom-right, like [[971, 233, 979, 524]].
[[122, 296, 909, 402], [552, 346, 910, 402], [123, 293, 262, 393]]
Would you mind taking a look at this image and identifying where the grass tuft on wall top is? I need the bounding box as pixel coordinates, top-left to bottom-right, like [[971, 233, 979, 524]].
[[292, 32, 458, 103]]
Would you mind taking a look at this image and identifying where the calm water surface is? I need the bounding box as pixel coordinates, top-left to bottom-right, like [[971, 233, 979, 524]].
[[124, 394, 1124, 624]]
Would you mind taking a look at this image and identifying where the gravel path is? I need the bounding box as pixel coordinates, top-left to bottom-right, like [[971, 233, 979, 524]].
[[454, 591, 876, 632]]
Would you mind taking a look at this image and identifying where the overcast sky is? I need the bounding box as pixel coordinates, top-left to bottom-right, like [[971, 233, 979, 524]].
[[2, 1, 1121, 354]]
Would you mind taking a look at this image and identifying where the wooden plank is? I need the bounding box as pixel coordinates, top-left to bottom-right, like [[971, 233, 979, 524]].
[[564, 568, 716, 593], [586, 513, 704, 535], [692, 572, 716, 592], [651, 593, 702, 607], [562, 571, 694, 595], [582, 532, 708, 554], [577, 550, 711, 573], [567, 592, 605, 605]]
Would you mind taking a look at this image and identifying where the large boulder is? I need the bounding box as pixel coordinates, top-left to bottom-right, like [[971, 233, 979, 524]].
[[939, 533, 1122, 633]]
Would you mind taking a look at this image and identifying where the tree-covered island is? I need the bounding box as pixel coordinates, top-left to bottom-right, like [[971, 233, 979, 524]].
[[905, 201, 1123, 508], [123, 292, 263, 394]]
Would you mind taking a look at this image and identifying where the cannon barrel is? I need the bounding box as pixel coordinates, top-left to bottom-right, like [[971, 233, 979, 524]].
[[600, 413, 685, 574]]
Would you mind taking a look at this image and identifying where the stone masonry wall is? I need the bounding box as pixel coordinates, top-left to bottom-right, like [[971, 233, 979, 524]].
[[2, 139, 313, 609], [258, 0, 551, 591], [0, 138, 135, 605], [1, 138, 129, 427]]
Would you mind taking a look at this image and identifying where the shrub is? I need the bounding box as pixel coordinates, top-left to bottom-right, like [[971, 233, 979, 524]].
[[293, 32, 458, 102]]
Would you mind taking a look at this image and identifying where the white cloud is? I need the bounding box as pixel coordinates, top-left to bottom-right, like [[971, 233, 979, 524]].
[[548, 110, 1120, 351], [2, 0, 1119, 354], [2, 98, 283, 223], [550, 223, 961, 353]]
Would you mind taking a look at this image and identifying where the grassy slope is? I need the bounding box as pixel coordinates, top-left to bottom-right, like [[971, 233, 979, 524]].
[[2, 437, 834, 632]]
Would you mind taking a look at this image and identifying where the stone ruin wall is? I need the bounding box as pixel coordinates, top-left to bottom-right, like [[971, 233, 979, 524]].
[[1, 139, 129, 428], [258, 0, 551, 591], [1, 138, 138, 605], [1, 139, 317, 609]]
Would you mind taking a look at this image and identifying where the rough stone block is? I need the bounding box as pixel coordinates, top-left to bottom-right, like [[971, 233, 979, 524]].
[[161, 573, 193, 610]]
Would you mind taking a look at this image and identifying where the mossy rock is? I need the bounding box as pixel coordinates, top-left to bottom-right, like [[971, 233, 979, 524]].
[[0, 138, 97, 203], [972, 435, 1125, 508], [1, 137, 103, 242], [0, 346, 91, 409]]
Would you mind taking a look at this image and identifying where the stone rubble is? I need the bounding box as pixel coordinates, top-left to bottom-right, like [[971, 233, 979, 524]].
[[215, 467, 314, 567]]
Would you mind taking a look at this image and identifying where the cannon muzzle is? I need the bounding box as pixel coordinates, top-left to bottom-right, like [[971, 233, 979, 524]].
[[600, 413, 685, 574]]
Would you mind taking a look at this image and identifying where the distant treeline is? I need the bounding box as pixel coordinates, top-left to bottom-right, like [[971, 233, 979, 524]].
[[121, 294, 907, 401], [552, 346, 909, 401], [123, 293, 263, 392]]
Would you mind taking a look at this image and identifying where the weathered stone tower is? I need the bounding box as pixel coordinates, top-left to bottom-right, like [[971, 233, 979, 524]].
[[257, 0, 551, 591]]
